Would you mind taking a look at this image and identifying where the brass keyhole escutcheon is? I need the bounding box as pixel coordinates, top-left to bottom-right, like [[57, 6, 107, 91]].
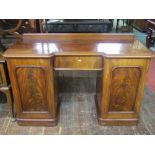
[[77, 58, 82, 62]]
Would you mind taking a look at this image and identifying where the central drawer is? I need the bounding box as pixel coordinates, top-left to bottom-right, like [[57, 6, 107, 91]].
[[54, 56, 103, 70]]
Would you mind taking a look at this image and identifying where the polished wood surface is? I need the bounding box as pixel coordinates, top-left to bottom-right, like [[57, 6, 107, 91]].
[[3, 33, 154, 126], [3, 33, 153, 58], [109, 67, 141, 112]]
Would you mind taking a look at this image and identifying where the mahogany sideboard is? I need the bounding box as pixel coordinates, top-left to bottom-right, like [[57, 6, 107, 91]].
[[2, 33, 154, 126]]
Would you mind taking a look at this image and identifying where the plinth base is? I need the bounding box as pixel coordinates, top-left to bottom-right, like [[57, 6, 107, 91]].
[[95, 95, 139, 126], [17, 117, 58, 126]]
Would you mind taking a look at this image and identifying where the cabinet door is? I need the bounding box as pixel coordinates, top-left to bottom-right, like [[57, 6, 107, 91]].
[[16, 66, 48, 112], [108, 66, 141, 112], [7, 59, 57, 120]]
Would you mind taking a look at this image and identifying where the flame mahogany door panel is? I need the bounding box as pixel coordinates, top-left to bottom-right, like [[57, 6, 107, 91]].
[[6, 58, 58, 126], [96, 58, 150, 125]]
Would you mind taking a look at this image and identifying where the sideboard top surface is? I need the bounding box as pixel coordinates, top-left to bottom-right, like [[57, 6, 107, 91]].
[[3, 33, 154, 58]]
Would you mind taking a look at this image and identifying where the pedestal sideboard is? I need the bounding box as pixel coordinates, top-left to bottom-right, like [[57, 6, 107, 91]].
[[3, 33, 154, 126]]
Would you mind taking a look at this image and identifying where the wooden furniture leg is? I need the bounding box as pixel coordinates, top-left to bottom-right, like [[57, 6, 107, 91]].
[[146, 29, 152, 48], [39, 20, 44, 33], [0, 85, 14, 117], [45, 20, 48, 33], [0, 60, 14, 118]]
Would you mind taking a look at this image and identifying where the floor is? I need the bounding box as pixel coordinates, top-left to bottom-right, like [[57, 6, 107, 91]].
[[0, 20, 155, 135], [0, 85, 155, 135]]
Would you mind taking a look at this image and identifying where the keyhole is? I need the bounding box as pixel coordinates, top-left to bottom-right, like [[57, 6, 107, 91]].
[[77, 59, 82, 62]]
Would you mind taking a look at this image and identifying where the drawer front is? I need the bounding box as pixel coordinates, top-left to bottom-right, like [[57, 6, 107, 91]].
[[54, 56, 103, 70]]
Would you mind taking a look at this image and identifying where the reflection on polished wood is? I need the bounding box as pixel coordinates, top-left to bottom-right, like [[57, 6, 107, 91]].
[[3, 33, 154, 126]]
